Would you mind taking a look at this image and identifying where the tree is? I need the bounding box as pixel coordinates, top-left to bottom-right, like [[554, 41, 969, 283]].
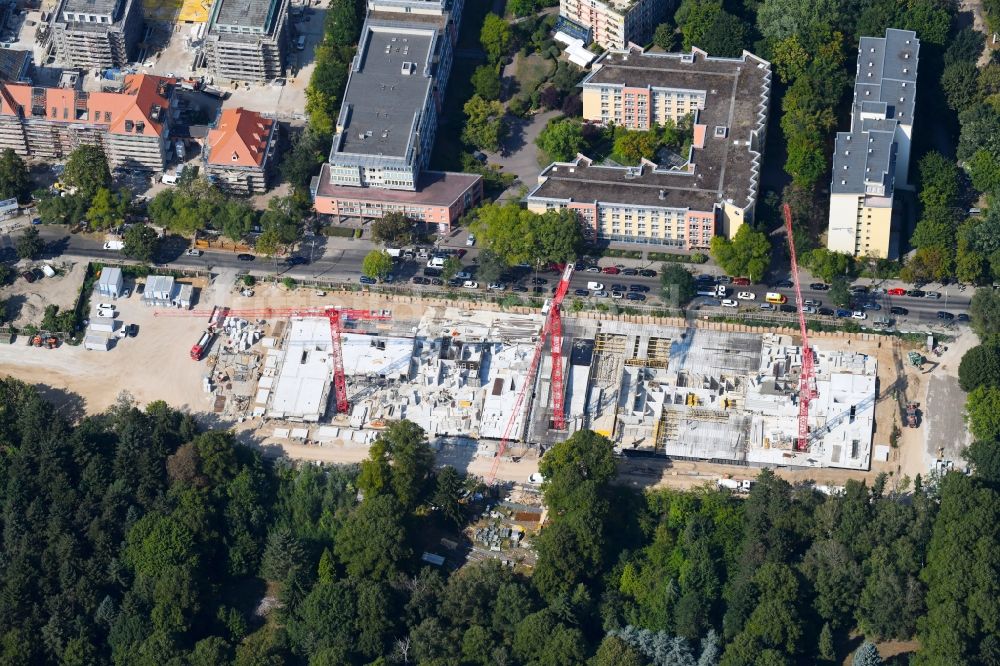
[[463, 95, 507, 152], [476, 249, 507, 284], [653, 22, 677, 51], [964, 440, 1000, 482], [335, 494, 410, 580], [442, 255, 463, 281], [370, 212, 413, 246], [660, 264, 695, 306], [539, 430, 616, 514], [507, 0, 536, 17], [255, 227, 282, 261], [15, 226, 42, 259], [123, 225, 160, 262], [85, 187, 129, 230], [480, 13, 511, 65], [260, 195, 303, 244], [970, 287, 1000, 338], [900, 247, 952, 284], [755, 0, 843, 43], [471, 203, 582, 266], [959, 342, 1000, 392], [940, 61, 980, 111], [614, 131, 660, 164], [829, 277, 852, 308], [37, 191, 88, 226], [362, 250, 393, 280], [807, 249, 854, 283], [63, 144, 111, 199], [536, 119, 585, 162], [965, 149, 1000, 194], [432, 466, 464, 527], [471, 64, 502, 101], [593, 635, 646, 666], [966, 385, 1000, 442], [219, 200, 256, 242], [709, 225, 771, 282], [818, 623, 835, 662], [852, 642, 882, 666], [0, 148, 29, 202]]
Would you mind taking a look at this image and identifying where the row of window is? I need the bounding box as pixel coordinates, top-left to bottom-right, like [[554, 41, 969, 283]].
[[63, 12, 111, 23]]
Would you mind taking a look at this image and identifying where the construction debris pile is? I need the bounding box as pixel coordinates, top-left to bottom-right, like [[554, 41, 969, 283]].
[[220, 316, 263, 352]]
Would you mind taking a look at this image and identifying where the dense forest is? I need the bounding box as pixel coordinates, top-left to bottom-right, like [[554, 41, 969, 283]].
[[0, 378, 998, 665]]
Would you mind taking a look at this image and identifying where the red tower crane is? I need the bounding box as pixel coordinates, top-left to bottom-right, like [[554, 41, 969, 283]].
[[782, 203, 815, 452], [154, 306, 391, 414], [486, 262, 574, 484]]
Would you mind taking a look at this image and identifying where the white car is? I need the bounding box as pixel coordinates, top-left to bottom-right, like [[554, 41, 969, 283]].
[[96, 303, 115, 311], [587, 281, 604, 291], [462, 280, 479, 289], [593, 290, 608, 298], [803, 299, 821, 307], [97, 308, 116, 318], [736, 291, 755, 300], [528, 472, 545, 484], [585, 266, 601, 273], [852, 311, 867, 320], [611, 291, 624, 299], [185, 248, 202, 256], [487, 282, 506, 291], [803, 306, 817, 314], [466, 234, 476, 247], [721, 299, 739, 308]]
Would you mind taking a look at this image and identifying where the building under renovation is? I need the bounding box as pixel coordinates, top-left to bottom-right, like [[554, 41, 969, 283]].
[[202, 0, 289, 83], [259, 309, 876, 471], [51, 0, 144, 69]]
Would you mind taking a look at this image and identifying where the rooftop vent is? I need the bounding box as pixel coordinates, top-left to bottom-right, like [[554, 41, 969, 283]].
[[713, 125, 728, 138], [658, 189, 666, 200], [401, 61, 416, 75]]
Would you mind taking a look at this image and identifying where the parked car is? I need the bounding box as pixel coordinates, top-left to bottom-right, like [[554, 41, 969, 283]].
[[924, 291, 941, 299], [737, 291, 755, 300], [721, 299, 739, 308], [936, 311, 954, 320], [803, 299, 821, 307], [907, 289, 926, 297], [20, 270, 35, 283], [638, 269, 657, 278], [780, 304, 797, 313], [411, 276, 429, 285], [185, 248, 202, 256], [424, 267, 442, 277], [622, 268, 638, 276], [431, 278, 443, 286], [887, 288, 906, 296], [626, 292, 646, 301], [126, 323, 139, 337], [732, 277, 751, 286], [466, 234, 476, 247], [611, 291, 624, 299], [849, 284, 869, 293], [610, 283, 628, 292], [97, 308, 116, 318], [818, 307, 834, 316], [530, 278, 548, 286], [602, 266, 620, 274], [809, 283, 829, 290], [462, 281, 479, 289], [759, 303, 775, 311], [360, 276, 377, 285], [836, 308, 852, 318], [889, 306, 908, 315], [511, 285, 528, 293], [775, 279, 794, 288], [455, 271, 472, 280], [96, 303, 115, 311], [237, 253, 255, 262], [286, 256, 308, 265], [587, 281, 604, 291], [487, 282, 506, 291], [958, 313, 970, 322], [852, 311, 867, 320], [861, 301, 881, 310], [594, 290, 608, 298], [628, 284, 647, 292]]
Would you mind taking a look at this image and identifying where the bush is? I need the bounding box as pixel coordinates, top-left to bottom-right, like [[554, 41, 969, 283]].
[[243, 275, 256, 287], [282, 277, 296, 290], [648, 252, 709, 264]]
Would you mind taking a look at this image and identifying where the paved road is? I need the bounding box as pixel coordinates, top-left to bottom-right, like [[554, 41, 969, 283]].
[[4, 225, 973, 331]]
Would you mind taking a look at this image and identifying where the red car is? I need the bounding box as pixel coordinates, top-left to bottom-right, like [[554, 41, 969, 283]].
[[732, 277, 751, 286], [602, 266, 620, 275], [887, 288, 906, 296]]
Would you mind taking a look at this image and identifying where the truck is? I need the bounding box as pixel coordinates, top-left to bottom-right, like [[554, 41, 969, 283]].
[[190, 330, 214, 360], [697, 285, 728, 298], [717, 478, 753, 492]]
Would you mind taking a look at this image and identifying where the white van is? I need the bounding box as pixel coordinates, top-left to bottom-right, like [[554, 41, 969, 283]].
[[426, 257, 445, 268], [161, 171, 178, 184], [587, 281, 604, 291], [386, 247, 402, 258]]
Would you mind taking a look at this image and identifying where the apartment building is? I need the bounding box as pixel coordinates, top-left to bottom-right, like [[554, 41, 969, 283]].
[[0, 74, 175, 171], [51, 0, 144, 69], [558, 0, 669, 50], [527, 46, 771, 248], [827, 29, 919, 259], [202, 107, 276, 194], [203, 0, 289, 84], [312, 0, 482, 232]]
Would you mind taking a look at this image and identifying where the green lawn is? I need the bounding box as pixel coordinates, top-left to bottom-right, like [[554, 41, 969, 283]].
[[512, 53, 555, 97]]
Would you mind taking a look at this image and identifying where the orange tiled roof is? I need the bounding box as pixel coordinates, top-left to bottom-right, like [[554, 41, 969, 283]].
[[205, 107, 273, 168], [0, 74, 174, 137]]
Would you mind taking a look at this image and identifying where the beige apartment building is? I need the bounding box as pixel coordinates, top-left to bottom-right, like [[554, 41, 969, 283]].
[[527, 46, 771, 249], [558, 0, 668, 50], [827, 29, 919, 259]]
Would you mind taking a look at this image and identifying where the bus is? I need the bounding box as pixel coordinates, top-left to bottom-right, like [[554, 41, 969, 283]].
[[765, 292, 787, 304]]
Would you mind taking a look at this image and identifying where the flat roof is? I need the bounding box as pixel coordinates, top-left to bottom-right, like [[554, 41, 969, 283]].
[[268, 318, 332, 421], [532, 47, 771, 213], [315, 166, 480, 206], [335, 22, 436, 160], [212, 0, 282, 30], [62, 0, 119, 15]]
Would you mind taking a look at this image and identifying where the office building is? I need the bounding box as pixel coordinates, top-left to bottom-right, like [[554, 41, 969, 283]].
[[0, 74, 176, 170], [557, 0, 669, 50], [203, 0, 289, 84], [312, 0, 482, 233], [51, 0, 144, 69], [527, 46, 771, 249], [827, 29, 919, 259], [203, 107, 276, 194]]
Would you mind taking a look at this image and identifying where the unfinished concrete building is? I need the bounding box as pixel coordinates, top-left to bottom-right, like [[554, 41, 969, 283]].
[[203, 0, 289, 84], [51, 0, 144, 69]]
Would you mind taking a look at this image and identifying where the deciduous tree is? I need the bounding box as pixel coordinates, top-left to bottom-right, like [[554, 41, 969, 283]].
[[362, 250, 393, 280]]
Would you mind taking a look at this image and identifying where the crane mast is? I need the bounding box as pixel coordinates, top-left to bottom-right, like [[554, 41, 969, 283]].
[[782, 204, 815, 452]]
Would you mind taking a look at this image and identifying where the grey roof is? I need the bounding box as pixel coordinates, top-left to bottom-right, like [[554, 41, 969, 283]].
[[533, 47, 771, 213], [334, 21, 436, 160], [211, 0, 282, 31], [62, 0, 120, 15], [0, 49, 30, 83], [98, 266, 122, 286], [832, 29, 919, 196]]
